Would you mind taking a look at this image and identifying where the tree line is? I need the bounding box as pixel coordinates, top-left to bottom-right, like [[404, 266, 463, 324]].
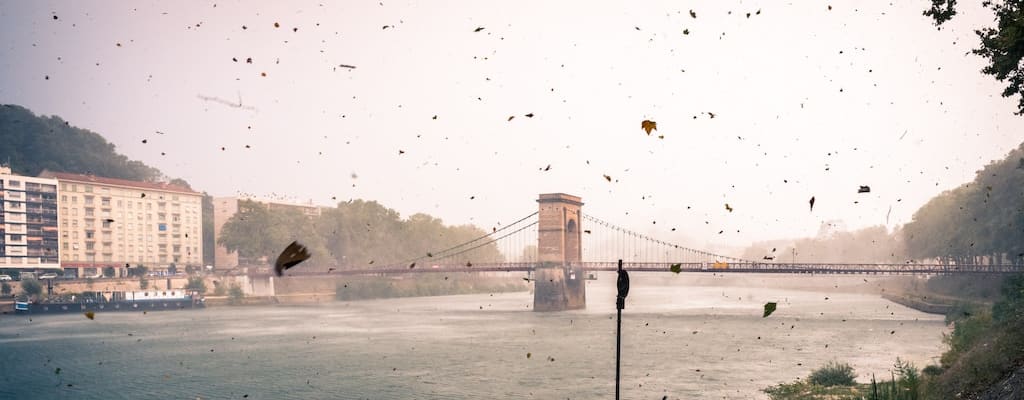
[[217, 199, 504, 270], [902, 142, 1024, 265]]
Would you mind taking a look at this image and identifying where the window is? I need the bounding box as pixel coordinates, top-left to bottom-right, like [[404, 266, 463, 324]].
[[61, 195, 67, 202], [101, 197, 110, 206], [84, 185, 92, 193], [8, 180, 20, 187], [85, 231, 94, 239], [84, 196, 93, 205]]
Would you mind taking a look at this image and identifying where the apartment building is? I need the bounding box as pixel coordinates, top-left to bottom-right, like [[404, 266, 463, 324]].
[[213, 196, 321, 269], [0, 167, 60, 270], [40, 171, 204, 278]]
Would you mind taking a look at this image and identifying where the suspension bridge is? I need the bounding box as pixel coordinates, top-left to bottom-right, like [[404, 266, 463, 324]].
[[287, 193, 1023, 311]]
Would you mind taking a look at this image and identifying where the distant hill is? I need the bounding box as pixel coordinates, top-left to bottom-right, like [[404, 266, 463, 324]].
[[0, 104, 213, 264], [0, 104, 166, 182]]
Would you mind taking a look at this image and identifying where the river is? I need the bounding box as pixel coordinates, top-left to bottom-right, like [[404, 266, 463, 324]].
[[0, 272, 947, 399]]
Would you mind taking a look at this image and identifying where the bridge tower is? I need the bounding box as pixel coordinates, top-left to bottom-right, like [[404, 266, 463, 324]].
[[534, 193, 586, 312]]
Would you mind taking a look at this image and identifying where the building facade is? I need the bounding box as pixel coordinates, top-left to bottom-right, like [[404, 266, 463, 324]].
[[213, 196, 321, 269], [40, 171, 203, 278], [0, 167, 60, 270]]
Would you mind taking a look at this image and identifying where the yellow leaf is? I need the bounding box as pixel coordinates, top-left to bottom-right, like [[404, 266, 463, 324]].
[[84, 311, 95, 320], [641, 120, 657, 135]]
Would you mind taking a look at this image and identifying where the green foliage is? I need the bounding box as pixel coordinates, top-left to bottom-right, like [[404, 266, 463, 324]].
[[0, 104, 165, 180], [186, 276, 207, 294], [202, 194, 214, 265], [992, 273, 1024, 324], [809, 361, 857, 387], [903, 142, 1024, 262], [228, 284, 244, 304], [1, 281, 11, 296], [928, 1, 1024, 114], [20, 279, 42, 298], [102, 266, 116, 278], [139, 276, 149, 290], [167, 263, 177, 275], [925, 273, 1024, 399], [212, 280, 226, 296], [218, 199, 504, 269], [127, 265, 149, 278]]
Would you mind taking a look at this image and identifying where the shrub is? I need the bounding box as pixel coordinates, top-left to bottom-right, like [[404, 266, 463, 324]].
[[1, 281, 11, 296], [102, 266, 116, 278], [20, 279, 42, 299], [186, 276, 207, 294], [808, 361, 857, 387], [228, 283, 244, 303]]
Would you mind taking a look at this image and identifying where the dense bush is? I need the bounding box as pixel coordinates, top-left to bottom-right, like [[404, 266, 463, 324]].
[[808, 361, 857, 387]]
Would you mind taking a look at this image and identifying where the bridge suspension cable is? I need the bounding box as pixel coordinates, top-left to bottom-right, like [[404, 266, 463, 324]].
[[580, 213, 753, 265], [394, 211, 539, 267]]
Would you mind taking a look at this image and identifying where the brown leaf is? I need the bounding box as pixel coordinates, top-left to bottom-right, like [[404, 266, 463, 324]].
[[603, 174, 612, 182], [84, 311, 95, 320], [274, 241, 311, 276], [641, 120, 657, 135]]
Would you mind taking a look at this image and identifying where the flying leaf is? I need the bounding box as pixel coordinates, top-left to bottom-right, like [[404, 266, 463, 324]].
[[809, 196, 815, 211], [689, 9, 697, 18], [274, 241, 311, 276], [603, 174, 612, 182], [670, 263, 682, 274], [763, 302, 777, 317], [474, 27, 485, 32], [858, 186, 871, 193], [525, 113, 534, 118], [641, 120, 657, 135], [725, 203, 733, 212], [84, 311, 95, 320], [409, 262, 416, 269]]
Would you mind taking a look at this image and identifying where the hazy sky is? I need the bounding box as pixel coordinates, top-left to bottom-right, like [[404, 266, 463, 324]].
[[1, 1, 1021, 252]]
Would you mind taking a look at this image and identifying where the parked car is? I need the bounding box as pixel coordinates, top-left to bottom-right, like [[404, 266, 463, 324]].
[[38, 273, 59, 280], [0, 274, 12, 281]]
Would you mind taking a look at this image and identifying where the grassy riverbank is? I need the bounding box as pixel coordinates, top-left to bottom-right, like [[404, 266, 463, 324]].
[[765, 273, 1024, 400]]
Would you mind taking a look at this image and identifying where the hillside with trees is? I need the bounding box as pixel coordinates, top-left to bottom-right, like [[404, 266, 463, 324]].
[[0, 104, 216, 264], [902, 142, 1024, 265]]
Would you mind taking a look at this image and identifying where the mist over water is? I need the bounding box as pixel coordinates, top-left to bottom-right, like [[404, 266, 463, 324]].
[[0, 273, 945, 399]]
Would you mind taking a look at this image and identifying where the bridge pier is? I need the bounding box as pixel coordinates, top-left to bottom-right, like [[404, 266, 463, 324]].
[[533, 265, 586, 311], [533, 193, 585, 312]]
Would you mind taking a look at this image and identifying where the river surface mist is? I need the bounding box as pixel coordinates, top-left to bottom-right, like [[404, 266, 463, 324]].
[[0, 272, 945, 399]]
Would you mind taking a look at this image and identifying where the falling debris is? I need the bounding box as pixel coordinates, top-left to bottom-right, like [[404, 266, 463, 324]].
[[725, 203, 733, 212], [763, 302, 778, 318], [809, 196, 815, 212], [670, 263, 682, 274], [603, 174, 612, 182], [641, 120, 657, 135], [84, 311, 95, 320], [473, 27, 485, 32], [858, 186, 871, 193], [274, 241, 311, 276]]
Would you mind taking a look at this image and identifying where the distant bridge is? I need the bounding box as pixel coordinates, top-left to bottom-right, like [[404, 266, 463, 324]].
[[275, 193, 1023, 311]]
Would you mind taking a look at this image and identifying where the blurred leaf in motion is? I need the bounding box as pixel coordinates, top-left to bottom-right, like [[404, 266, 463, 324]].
[[858, 186, 871, 193], [84, 311, 95, 320], [809, 196, 815, 211], [641, 119, 657, 135], [763, 302, 778, 318], [670, 263, 682, 273], [274, 241, 311, 276]]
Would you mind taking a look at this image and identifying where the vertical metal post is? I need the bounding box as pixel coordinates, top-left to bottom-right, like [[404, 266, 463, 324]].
[[615, 259, 629, 400]]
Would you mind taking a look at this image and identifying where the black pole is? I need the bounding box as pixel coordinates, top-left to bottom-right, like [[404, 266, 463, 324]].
[[615, 259, 629, 400]]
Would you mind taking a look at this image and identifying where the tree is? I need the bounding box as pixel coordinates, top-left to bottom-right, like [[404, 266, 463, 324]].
[[139, 276, 149, 290], [102, 266, 115, 278], [926, 0, 1024, 114], [202, 194, 215, 266], [186, 276, 207, 294], [217, 200, 290, 263], [167, 263, 177, 275], [127, 264, 149, 278], [1, 281, 11, 296], [228, 284, 245, 304], [20, 279, 42, 299]]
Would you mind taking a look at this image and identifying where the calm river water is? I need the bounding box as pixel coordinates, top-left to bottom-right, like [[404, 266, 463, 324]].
[[0, 273, 947, 399]]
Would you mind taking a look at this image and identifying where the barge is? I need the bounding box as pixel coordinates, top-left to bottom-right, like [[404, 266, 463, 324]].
[[14, 290, 205, 315]]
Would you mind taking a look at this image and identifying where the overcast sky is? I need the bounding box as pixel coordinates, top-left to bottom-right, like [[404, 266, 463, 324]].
[[1, 1, 1021, 252]]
